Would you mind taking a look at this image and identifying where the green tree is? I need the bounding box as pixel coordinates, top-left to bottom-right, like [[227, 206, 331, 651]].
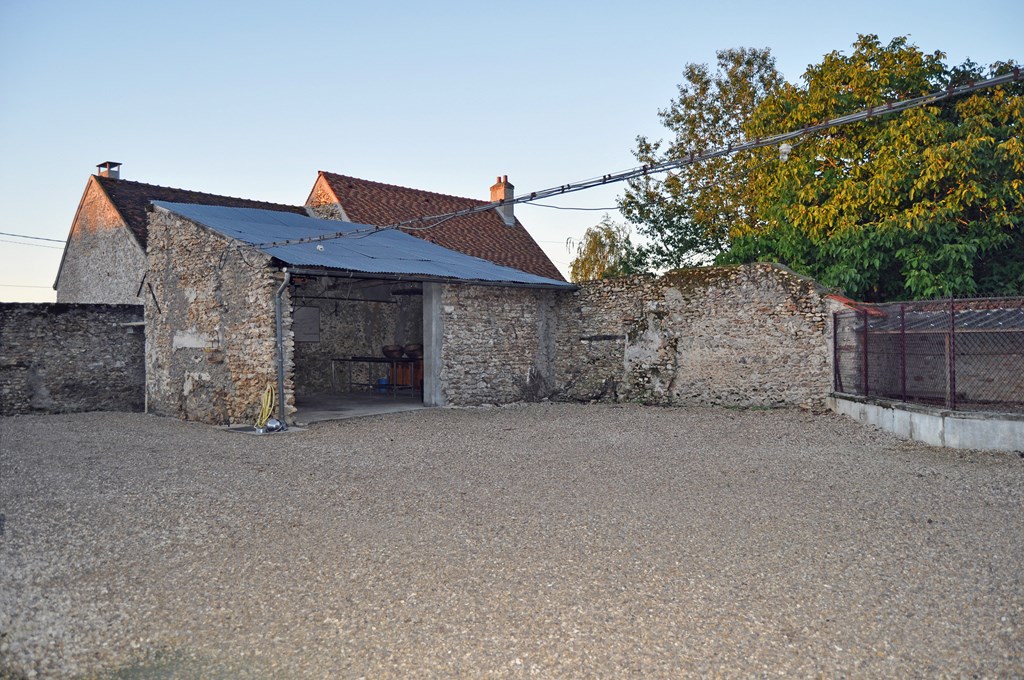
[[624, 35, 1023, 301], [618, 47, 783, 269], [726, 35, 1024, 300], [567, 216, 640, 282]]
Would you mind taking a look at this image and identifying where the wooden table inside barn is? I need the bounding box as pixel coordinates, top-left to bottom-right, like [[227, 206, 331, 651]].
[[332, 356, 423, 396]]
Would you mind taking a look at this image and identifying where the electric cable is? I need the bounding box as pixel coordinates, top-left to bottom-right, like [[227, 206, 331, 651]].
[[0, 231, 64, 243], [0, 238, 63, 249], [240, 68, 1018, 249], [525, 203, 621, 211]]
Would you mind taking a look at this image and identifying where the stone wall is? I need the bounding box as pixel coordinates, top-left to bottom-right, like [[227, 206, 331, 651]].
[[438, 284, 563, 406], [554, 276, 649, 402], [291, 277, 422, 395], [0, 303, 144, 415], [145, 209, 294, 425], [55, 177, 146, 304], [555, 264, 836, 409], [431, 264, 835, 409]]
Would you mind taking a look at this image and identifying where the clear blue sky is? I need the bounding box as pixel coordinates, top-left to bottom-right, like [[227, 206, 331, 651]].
[[1, 0, 1020, 301]]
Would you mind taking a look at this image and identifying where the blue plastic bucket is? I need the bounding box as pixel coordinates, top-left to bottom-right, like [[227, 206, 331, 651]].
[[376, 377, 389, 393]]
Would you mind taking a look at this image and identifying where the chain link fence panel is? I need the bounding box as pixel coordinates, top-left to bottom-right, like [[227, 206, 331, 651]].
[[834, 297, 1024, 413]]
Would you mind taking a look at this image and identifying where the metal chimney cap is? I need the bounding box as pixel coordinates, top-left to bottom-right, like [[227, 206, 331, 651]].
[[96, 161, 122, 179]]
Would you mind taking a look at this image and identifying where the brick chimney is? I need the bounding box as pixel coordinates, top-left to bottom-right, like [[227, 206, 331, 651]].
[[96, 161, 122, 179], [490, 175, 515, 226]]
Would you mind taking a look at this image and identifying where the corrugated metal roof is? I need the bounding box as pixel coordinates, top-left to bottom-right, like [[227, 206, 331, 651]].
[[868, 307, 1024, 332], [153, 202, 573, 288]]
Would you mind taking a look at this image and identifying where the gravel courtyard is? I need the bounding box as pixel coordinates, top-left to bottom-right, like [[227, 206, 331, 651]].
[[1, 404, 1022, 678]]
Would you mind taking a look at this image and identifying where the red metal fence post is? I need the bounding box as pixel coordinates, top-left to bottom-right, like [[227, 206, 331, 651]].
[[900, 304, 907, 402], [833, 312, 840, 392], [862, 308, 870, 397], [948, 296, 957, 410]]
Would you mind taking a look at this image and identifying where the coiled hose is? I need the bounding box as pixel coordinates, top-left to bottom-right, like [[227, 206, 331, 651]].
[[255, 383, 276, 430]]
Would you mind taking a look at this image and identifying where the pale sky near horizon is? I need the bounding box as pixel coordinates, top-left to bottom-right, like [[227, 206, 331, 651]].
[[1, 0, 1021, 301]]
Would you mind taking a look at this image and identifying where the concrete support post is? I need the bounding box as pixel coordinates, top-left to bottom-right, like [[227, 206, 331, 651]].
[[422, 283, 445, 407]]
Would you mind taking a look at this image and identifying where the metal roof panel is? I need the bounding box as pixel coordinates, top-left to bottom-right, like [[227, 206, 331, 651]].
[[153, 202, 573, 288]]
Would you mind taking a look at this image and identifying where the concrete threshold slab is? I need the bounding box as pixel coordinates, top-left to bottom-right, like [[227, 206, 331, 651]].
[[293, 391, 425, 425]]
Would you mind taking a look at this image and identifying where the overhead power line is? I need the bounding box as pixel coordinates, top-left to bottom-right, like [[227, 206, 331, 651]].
[[255, 69, 1021, 249], [0, 231, 65, 243], [0, 238, 63, 250], [526, 203, 620, 211]]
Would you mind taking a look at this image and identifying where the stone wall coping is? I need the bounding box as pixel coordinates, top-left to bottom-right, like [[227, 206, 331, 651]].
[[577, 262, 837, 296], [1, 302, 144, 314]]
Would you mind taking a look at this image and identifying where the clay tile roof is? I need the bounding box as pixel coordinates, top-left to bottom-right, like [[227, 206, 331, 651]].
[[317, 172, 565, 281], [95, 175, 307, 248]]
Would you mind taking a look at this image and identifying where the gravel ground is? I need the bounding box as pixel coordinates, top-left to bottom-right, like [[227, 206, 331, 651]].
[[1, 403, 1022, 678]]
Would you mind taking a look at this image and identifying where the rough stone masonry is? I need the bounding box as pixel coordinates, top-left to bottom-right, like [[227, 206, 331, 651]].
[[144, 210, 295, 424], [0, 303, 144, 415], [554, 264, 841, 409], [1, 263, 841, 419], [434, 263, 840, 410]]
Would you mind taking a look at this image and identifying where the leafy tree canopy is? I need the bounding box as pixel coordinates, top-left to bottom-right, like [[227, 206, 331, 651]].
[[620, 47, 783, 269], [623, 35, 1024, 301], [567, 216, 641, 282]]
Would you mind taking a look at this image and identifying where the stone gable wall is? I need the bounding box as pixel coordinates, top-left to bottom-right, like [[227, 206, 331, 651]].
[[438, 284, 562, 406], [55, 178, 146, 304], [145, 210, 294, 425], [555, 264, 837, 409], [0, 303, 144, 415], [306, 176, 346, 221]]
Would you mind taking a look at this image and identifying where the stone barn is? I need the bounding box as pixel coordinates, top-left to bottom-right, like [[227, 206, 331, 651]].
[[37, 163, 844, 424], [144, 202, 573, 425]]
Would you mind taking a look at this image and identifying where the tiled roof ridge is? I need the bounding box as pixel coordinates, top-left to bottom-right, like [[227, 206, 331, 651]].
[[95, 175, 303, 211], [321, 171, 495, 210], [316, 170, 564, 282]]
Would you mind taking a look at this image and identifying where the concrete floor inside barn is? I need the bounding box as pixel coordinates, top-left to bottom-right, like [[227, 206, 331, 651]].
[[293, 390, 425, 424]]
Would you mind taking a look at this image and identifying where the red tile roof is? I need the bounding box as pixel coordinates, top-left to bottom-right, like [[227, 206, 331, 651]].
[[95, 175, 307, 247], [315, 172, 565, 281]]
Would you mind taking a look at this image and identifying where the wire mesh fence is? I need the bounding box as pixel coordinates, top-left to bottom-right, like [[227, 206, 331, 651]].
[[833, 297, 1024, 413]]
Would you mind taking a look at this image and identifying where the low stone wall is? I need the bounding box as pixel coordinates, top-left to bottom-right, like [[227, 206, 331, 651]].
[[0, 303, 145, 415], [555, 264, 838, 409]]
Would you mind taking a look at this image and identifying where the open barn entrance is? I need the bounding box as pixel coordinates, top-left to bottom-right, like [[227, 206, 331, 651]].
[[289, 274, 426, 423]]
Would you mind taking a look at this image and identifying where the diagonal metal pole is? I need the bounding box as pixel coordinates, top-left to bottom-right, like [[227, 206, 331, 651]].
[[256, 69, 1022, 249]]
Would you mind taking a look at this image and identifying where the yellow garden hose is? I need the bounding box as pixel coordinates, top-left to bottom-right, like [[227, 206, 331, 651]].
[[255, 383, 276, 430]]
